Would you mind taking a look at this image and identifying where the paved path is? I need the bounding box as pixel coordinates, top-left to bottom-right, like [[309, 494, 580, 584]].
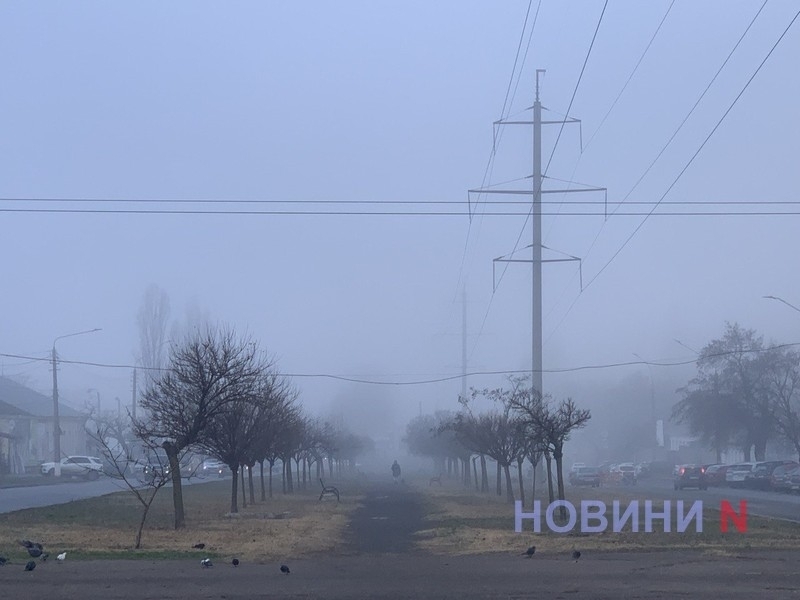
[[347, 480, 426, 553]]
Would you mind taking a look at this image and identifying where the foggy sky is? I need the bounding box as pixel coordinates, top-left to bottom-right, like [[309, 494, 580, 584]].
[[1, 1, 799, 445]]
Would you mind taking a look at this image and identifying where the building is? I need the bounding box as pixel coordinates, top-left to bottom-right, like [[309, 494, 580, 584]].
[[0, 376, 88, 474]]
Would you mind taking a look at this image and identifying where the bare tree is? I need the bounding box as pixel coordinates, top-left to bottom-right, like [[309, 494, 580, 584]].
[[134, 325, 266, 529], [89, 423, 171, 549]]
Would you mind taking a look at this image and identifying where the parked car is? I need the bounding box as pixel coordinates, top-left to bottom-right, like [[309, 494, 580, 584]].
[[725, 462, 757, 488], [789, 467, 800, 493], [617, 463, 637, 485], [674, 465, 707, 490], [570, 462, 586, 473], [41, 456, 103, 479], [748, 461, 798, 490], [569, 466, 601, 487], [771, 464, 800, 493], [703, 464, 730, 487]]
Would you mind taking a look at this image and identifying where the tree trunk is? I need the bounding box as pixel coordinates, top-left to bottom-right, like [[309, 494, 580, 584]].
[[302, 458, 307, 489], [554, 444, 566, 520], [503, 464, 514, 503], [530, 458, 537, 510], [328, 457, 333, 477], [286, 458, 294, 493], [259, 460, 266, 502], [472, 457, 479, 491], [544, 451, 555, 504], [754, 440, 767, 462], [230, 466, 239, 513], [269, 459, 274, 498], [248, 464, 255, 504], [516, 459, 525, 508], [135, 499, 152, 549], [496, 461, 502, 496], [480, 455, 489, 493], [162, 441, 185, 529], [282, 460, 286, 494], [240, 465, 247, 508]]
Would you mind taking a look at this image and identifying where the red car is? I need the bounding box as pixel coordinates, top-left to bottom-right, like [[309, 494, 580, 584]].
[[703, 464, 730, 487]]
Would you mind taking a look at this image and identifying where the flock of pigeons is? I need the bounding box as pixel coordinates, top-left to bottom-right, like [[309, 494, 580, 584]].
[[0, 540, 68, 571], [3, 539, 579, 575]]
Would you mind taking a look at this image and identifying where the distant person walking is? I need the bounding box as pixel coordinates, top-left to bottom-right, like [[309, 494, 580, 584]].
[[391, 460, 402, 484]]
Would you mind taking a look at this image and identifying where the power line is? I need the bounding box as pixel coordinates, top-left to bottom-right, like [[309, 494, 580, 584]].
[[543, 1, 792, 347], [4, 342, 797, 387]]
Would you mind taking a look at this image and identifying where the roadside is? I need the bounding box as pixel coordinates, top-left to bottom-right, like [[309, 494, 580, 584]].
[[0, 549, 798, 599]]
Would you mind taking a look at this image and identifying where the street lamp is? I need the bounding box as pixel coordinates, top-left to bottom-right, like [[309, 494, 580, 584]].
[[52, 328, 101, 475], [763, 295, 800, 314]]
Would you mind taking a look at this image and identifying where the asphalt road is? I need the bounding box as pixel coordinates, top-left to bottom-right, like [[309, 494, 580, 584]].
[[0, 475, 216, 514], [623, 477, 800, 523]]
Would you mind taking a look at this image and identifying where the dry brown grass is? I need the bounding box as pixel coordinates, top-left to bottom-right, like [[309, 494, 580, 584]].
[[0, 478, 363, 561], [413, 481, 800, 556]]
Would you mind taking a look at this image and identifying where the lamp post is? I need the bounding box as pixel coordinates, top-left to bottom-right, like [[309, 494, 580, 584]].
[[52, 328, 101, 475], [764, 295, 800, 314]]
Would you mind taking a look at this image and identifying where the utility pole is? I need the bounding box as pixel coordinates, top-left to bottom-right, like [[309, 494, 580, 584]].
[[461, 287, 468, 402], [472, 71, 603, 401], [51, 347, 61, 475], [532, 70, 544, 398], [131, 368, 137, 420], [51, 327, 101, 476]]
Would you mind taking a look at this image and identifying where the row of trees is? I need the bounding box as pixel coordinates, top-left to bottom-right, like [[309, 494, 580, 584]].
[[94, 324, 372, 544], [405, 376, 590, 512], [674, 323, 800, 461]]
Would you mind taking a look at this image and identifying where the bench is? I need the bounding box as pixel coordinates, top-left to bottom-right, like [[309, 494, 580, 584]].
[[319, 478, 340, 502]]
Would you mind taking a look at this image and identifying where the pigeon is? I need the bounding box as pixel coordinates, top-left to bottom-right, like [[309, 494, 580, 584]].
[[25, 561, 36, 571], [521, 546, 536, 558], [280, 564, 290, 574], [231, 558, 239, 567], [201, 558, 213, 568], [19, 540, 44, 558], [40, 553, 49, 562], [57, 552, 67, 561], [193, 543, 206, 549], [0, 555, 8, 566], [571, 550, 581, 562]]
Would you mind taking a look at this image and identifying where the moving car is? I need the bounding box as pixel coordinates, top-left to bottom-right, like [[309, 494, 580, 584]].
[[617, 463, 637, 485], [674, 465, 707, 490], [41, 456, 103, 479], [201, 459, 228, 478], [569, 466, 601, 487]]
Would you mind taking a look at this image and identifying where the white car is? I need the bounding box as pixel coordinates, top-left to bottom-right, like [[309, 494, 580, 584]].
[[725, 462, 758, 487], [41, 456, 103, 479]]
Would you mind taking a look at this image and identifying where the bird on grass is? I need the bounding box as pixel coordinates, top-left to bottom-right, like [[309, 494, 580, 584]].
[[201, 558, 213, 568], [57, 552, 67, 561], [571, 550, 581, 562], [521, 546, 536, 558], [19, 540, 44, 558], [280, 565, 290, 574], [40, 553, 49, 562], [231, 558, 239, 567], [0, 555, 8, 566], [25, 561, 36, 571], [193, 543, 206, 549]]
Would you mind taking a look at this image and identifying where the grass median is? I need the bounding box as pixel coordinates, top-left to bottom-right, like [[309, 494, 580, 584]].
[[0, 477, 362, 562], [413, 479, 800, 555]]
